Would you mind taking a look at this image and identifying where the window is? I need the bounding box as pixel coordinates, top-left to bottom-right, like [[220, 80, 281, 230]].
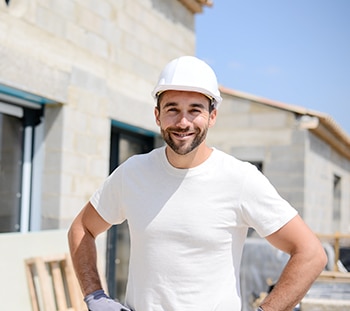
[[0, 101, 44, 233], [106, 120, 157, 300], [0, 84, 54, 233], [0, 105, 23, 232], [333, 174, 341, 231], [250, 161, 263, 172], [246, 161, 263, 237]]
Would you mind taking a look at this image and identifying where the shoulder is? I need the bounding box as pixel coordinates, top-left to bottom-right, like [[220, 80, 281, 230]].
[[116, 147, 165, 176], [212, 148, 257, 174]]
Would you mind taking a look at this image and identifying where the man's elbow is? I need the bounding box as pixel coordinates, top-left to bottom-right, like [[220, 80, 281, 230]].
[[67, 221, 78, 244], [67, 220, 79, 250], [312, 242, 328, 275], [67, 215, 87, 250]]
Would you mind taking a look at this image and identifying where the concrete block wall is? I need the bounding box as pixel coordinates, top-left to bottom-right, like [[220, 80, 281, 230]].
[[304, 132, 350, 233], [264, 131, 306, 215], [208, 93, 306, 215], [0, 0, 196, 230], [209, 95, 297, 148], [208, 92, 350, 233]]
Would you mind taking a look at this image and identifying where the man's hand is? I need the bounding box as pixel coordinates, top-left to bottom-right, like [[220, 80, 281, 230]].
[[84, 289, 132, 311]]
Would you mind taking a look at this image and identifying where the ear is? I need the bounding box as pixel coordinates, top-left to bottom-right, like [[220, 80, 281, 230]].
[[208, 108, 217, 128], [154, 107, 160, 126]]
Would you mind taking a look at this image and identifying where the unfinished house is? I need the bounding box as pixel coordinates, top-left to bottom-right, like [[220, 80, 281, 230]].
[[208, 87, 350, 310], [0, 0, 212, 309], [208, 86, 350, 234], [1, 0, 349, 310]]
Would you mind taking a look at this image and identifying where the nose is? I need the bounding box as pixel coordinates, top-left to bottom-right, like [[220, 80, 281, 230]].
[[176, 113, 191, 128]]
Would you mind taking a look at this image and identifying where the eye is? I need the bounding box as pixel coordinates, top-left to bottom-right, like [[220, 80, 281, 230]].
[[190, 108, 202, 113], [189, 107, 204, 114], [164, 107, 179, 115], [189, 103, 206, 114]]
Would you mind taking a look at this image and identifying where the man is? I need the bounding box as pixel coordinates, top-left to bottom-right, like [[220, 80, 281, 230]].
[[68, 56, 327, 311]]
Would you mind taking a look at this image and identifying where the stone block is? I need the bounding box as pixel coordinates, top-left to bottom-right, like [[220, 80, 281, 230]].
[[62, 152, 87, 175], [76, 5, 104, 33], [71, 67, 103, 92], [65, 21, 86, 49], [51, 0, 76, 22], [86, 32, 109, 58], [36, 6, 65, 37]]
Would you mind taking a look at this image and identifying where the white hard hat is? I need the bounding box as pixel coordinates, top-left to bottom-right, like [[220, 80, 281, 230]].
[[152, 56, 222, 109]]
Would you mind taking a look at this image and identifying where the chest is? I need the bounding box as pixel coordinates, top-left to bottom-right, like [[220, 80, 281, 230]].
[[123, 175, 243, 247]]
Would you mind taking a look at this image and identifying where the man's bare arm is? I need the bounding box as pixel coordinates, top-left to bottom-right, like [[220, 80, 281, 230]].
[[68, 202, 111, 296], [260, 215, 327, 311]]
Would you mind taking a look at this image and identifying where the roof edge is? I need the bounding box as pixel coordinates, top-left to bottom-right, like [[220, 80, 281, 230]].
[[220, 85, 350, 159], [178, 0, 213, 14]]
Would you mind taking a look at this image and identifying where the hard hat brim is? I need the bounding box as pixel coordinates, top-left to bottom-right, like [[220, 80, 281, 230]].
[[152, 84, 222, 108]]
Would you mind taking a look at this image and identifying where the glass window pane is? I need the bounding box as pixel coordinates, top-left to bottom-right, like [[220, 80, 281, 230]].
[[0, 113, 23, 232], [115, 136, 148, 301]]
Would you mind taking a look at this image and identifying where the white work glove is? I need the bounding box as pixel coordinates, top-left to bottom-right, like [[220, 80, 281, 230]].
[[84, 289, 132, 311]]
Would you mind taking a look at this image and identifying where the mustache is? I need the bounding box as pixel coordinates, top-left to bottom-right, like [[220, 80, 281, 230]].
[[166, 126, 193, 132]]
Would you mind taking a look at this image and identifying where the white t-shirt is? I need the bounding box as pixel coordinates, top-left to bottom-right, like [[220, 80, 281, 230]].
[[90, 147, 297, 311]]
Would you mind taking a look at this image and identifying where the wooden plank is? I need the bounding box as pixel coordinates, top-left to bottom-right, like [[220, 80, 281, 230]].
[[318, 271, 350, 283], [178, 0, 203, 13], [25, 253, 96, 311], [316, 233, 350, 272], [64, 254, 87, 311], [51, 260, 68, 310], [24, 260, 40, 311], [34, 257, 56, 310]]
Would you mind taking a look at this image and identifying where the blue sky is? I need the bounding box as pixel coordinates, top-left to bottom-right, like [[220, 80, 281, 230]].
[[195, 0, 350, 135]]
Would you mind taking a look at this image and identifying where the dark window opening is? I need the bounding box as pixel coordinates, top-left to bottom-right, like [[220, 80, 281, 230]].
[[333, 174, 341, 231], [106, 123, 155, 300], [0, 104, 44, 233], [250, 161, 263, 172], [247, 161, 263, 237], [0, 113, 23, 232]]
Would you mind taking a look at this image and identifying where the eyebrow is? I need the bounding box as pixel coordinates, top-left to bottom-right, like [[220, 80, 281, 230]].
[[162, 102, 207, 110]]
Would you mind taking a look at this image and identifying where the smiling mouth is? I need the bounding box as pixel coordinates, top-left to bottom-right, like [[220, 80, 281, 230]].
[[172, 132, 194, 139]]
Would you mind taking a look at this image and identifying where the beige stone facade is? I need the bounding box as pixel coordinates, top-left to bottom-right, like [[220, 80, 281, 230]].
[[0, 0, 205, 309], [0, 0, 200, 231]]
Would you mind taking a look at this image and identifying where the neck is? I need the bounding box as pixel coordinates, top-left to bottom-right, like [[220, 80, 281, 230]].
[[165, 143, 213, 169]]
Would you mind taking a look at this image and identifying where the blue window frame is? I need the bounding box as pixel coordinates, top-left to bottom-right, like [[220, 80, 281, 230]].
[[0, 84, 55, 233]]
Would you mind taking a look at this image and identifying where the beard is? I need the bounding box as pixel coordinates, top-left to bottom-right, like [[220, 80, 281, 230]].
[[160, 125, 208, 155]]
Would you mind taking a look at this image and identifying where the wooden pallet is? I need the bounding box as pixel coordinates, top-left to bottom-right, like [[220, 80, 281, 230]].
[[318, 270, 350, 283], [317, 232, 350, 272], [25, 253, 87, 311]]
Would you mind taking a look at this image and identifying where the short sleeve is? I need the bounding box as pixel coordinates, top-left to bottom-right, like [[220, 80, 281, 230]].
[[240, 165, 298, 237], [90, 165, 126, 225]]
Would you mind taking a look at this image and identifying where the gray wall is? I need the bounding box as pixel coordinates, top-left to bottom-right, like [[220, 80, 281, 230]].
[[304, 132, 350, 233], [208, 92, 350, 233]]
